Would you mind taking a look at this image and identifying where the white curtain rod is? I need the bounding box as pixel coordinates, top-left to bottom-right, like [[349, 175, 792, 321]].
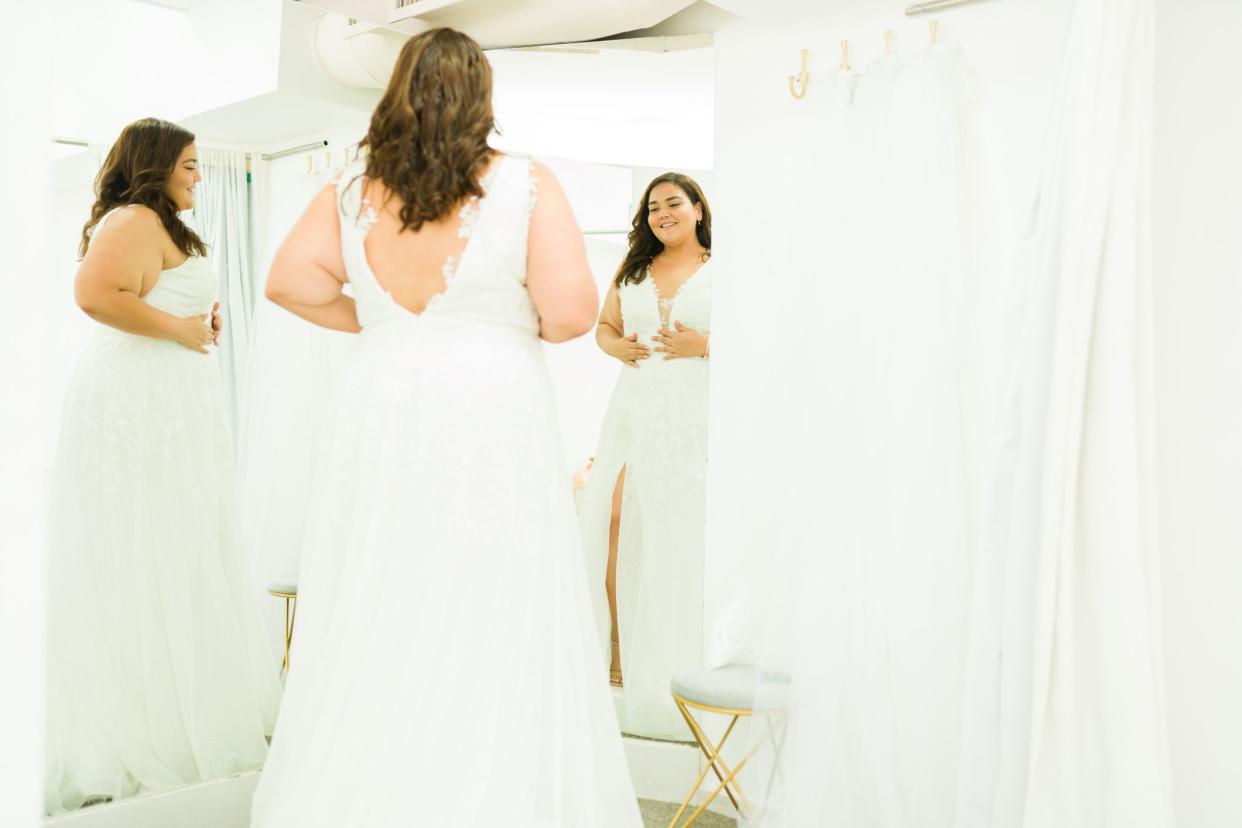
[[49, 138, 330, 162], [259, 140, 329, 162], [905, 0, 997, 15]]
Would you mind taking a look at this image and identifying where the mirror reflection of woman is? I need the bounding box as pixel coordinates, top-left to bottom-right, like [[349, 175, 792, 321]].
[[581, 174, 713, 740], [44, 118, 281, 814]]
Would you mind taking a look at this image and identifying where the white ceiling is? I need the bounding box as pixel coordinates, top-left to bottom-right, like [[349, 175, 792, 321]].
[[53, 0, 717, 168], [178, 91, 377, 149]]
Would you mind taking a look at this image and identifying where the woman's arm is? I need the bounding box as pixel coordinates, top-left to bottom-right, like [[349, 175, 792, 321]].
[[525, 162, 598, 343], [596, 285, 649, 368], [595, 284, 625, 350], [265, 185, 361, 333], [74, 206, 214, 353]]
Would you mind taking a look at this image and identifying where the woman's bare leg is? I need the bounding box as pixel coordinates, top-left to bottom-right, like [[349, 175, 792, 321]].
[[607, 466, 626, 686]]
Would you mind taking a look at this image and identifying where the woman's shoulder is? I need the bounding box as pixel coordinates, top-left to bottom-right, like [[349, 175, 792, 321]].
[[105, 203, 161, 230], [91, 204, 162, 247]]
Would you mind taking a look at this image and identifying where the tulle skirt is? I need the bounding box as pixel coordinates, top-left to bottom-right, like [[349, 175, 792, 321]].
[[44, 330, 282, 814], [250, 317, 641, 827]]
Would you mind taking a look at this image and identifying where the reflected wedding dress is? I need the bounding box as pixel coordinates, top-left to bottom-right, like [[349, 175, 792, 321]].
[[250, 155, 642, 827], [580, 262, 712, 741], [44, 216, 281, 814]]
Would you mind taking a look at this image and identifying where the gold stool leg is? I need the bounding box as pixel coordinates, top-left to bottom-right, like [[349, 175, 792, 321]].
[[281, 596, 297, 679], [668, 699, 723, 828], [670, 698, 789, 827], [683, 708, 744, 812], [760, 710, 790, 810], [682, 748, 758, 827], [669, 698, 752, 828]]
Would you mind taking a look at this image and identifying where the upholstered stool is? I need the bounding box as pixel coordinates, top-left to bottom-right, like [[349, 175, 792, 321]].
[[668, 664, 789, 827], [267, 581, 298, 679]]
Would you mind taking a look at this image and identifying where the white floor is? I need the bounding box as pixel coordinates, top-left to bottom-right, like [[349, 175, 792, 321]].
[[45, 772, 260, 828], [43, 733, 738, 827]]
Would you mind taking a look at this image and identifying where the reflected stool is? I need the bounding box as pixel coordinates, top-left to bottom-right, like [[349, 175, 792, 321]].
[[267, 581, 298, 679], [668, 664, 789, 828]]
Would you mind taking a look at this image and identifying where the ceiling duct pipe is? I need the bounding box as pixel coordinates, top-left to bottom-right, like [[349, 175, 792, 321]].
[[311, 0, 700, 88]]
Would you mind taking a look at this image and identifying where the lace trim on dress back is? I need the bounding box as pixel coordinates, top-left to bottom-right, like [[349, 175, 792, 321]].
[[349, 159, 506, 286]]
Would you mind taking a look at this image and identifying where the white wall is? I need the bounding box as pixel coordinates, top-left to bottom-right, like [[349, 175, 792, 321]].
[[45, 152, 106, 404], [488, 46, 714, 170], [55, 0, 282, 144], [2, 7, 52, 824], [1153, 3, 1242, 827]]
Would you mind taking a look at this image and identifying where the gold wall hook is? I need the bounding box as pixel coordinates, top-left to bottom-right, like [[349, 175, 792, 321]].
[[840, 39, 850, 71], [885, 30, 894, 55], [930, 19, 939, 46], [788, 48, 809, 99]]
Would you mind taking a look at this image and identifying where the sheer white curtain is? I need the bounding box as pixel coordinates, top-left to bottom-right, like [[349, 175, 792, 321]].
[[956, 1, 1170, 826], [192, 147, 256, 437], [717, 1, 1170, 824], [712, 33, 987, 826], [968, 0, 1170, 825], [235, 164, 355, 661]]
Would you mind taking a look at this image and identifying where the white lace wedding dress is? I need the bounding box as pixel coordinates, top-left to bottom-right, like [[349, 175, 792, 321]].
[[249, 155, 641, 827], [579, 262, 711, 741], [45, 217, 282, 814]]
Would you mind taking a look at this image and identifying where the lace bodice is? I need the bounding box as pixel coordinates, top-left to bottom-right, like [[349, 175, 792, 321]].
[[618, 260, 713, 364], [334, 155, 540, 335]]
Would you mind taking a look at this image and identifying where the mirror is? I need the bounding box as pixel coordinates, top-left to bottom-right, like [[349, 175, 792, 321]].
[[43, 0, 717, 822]]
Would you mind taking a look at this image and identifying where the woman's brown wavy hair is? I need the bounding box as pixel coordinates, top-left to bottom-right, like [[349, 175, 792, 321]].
[[79, 117, 206, 259], [614, 173, 712, 288], [358, 27, 496, 232]]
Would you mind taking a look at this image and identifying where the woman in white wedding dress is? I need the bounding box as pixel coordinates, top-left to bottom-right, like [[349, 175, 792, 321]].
[[579, 174, 712, 741], [45, 118, 281, 814], [249, 29, 641, 827]]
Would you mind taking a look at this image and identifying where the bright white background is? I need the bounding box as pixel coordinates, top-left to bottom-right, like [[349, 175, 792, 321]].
[[1153, 2, 1242, 824], [1, 4, 50, 823]]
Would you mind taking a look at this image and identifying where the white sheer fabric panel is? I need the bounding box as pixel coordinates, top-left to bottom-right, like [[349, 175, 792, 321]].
[[236, 165, 355, 662], [1003, 1, 1171, 825], [739, 48, 985, 828], [712, 2, 1170, 825], [192, 147, 256, 437], [708, 25, 989, 824]]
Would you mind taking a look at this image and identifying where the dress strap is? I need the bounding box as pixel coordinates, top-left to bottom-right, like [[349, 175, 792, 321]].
[[333, 160, 374, 233], [86, 208, 123, 251]]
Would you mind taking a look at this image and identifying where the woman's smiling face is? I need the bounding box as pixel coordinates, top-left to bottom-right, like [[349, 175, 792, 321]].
[[647, 182, 701, 247]]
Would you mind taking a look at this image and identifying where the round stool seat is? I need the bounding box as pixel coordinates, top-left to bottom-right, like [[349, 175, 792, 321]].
[[268, 581, 298, 597], [671, 664, 789, 712]]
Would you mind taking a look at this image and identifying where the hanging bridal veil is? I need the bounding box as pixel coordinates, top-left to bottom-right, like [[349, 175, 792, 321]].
[[735, 43, 984, 828], [955, 0, 1172, 826], [731, 0, 1171, 825]]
